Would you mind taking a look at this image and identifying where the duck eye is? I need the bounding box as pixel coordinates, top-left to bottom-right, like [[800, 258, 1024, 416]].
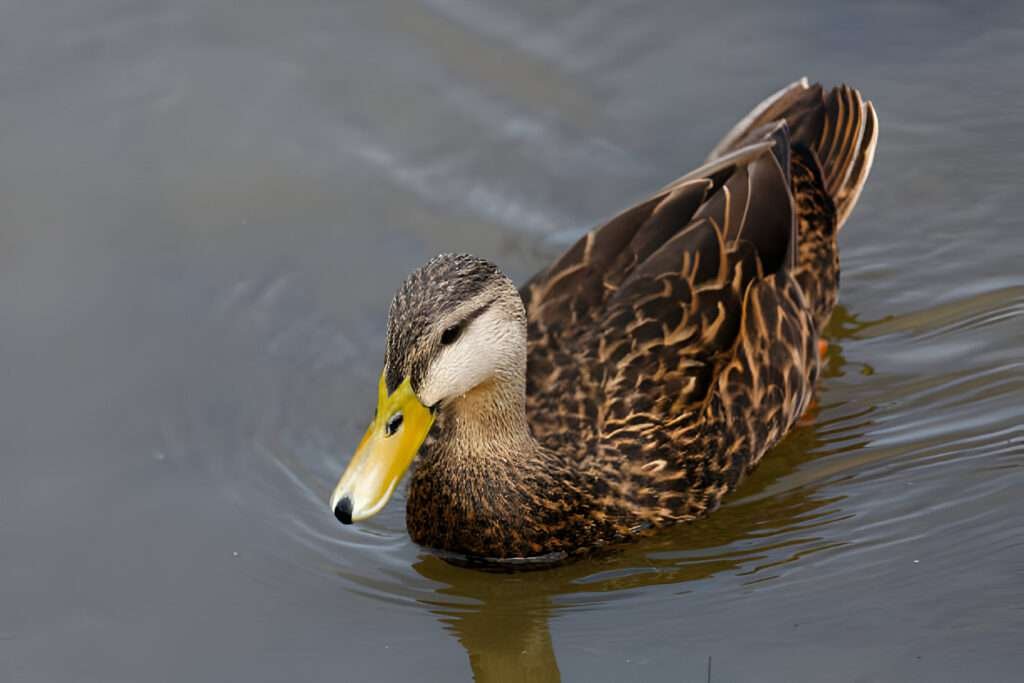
[[440, 324, 462, 346], [384, 412, 403, 437]]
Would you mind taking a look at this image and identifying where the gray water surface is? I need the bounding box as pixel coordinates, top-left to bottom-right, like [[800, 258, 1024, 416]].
[[2, 1, 1023, 681]]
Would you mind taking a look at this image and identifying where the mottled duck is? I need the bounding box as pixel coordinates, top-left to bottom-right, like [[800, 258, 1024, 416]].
[[330, 79, 878, 562]]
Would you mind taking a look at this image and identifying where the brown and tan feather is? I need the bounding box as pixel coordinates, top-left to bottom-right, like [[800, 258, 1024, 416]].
[[405, 81, 878, 560]]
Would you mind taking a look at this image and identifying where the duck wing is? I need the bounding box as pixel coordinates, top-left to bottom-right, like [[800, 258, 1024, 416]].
[[521, 81, 877, 522]]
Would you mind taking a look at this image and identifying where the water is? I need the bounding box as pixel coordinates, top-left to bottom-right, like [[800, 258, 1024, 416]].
[[2, 1, 1022, 681]]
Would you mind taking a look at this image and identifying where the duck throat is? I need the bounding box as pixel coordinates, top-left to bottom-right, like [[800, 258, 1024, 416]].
[[415, 375, 538, 494], [440, 376, 535, 459], [405, 375, 559, 557]]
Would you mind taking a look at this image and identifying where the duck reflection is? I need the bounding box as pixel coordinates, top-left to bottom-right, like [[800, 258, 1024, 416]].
[[412, 306, 869, 682]]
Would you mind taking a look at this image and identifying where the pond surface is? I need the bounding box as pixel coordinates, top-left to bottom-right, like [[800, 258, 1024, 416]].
[[2, 1, 1023, 681]]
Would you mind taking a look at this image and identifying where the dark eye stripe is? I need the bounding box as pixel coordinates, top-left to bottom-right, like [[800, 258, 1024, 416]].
[[440, 298, 496, 347], [440, 324, 461, 345]]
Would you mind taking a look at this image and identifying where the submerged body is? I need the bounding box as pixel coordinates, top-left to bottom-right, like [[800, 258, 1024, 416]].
[[332, 80, 878, 561]]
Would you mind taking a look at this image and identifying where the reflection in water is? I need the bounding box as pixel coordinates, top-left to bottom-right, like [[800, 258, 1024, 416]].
[[415, 558, 562, 682], [409, 307, 864, 681]]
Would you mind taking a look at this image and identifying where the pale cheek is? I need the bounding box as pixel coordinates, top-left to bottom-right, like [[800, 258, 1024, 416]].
[[418, 310, 521, 405], [419, 344, 497, 405]]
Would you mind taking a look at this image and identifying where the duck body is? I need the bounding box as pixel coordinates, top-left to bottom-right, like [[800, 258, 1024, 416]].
[[334, 80, 878, 562]]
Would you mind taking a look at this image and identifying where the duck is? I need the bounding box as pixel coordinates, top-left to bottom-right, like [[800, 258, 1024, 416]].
[[330, 79, 878, 562]]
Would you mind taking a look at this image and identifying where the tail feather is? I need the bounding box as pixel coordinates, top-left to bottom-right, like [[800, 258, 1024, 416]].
[[832, 94, 878, 228], [708, 79, 878, 231]]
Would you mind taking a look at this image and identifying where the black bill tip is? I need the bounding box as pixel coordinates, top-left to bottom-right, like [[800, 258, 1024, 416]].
[[334, 496, 354, 525]]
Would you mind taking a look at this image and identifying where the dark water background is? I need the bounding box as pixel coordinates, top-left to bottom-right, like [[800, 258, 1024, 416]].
[[2, 1, 1023, 681]]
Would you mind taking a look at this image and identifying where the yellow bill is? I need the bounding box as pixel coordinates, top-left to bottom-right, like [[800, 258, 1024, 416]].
[[330, 373, 435, 524]]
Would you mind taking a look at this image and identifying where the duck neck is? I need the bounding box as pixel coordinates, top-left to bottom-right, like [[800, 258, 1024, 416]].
[[407, 370, 570, 558], [440, 372, 537, 462]]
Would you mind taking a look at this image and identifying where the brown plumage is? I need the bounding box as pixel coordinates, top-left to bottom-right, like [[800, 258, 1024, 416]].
[[380, 80, 878, 562]]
